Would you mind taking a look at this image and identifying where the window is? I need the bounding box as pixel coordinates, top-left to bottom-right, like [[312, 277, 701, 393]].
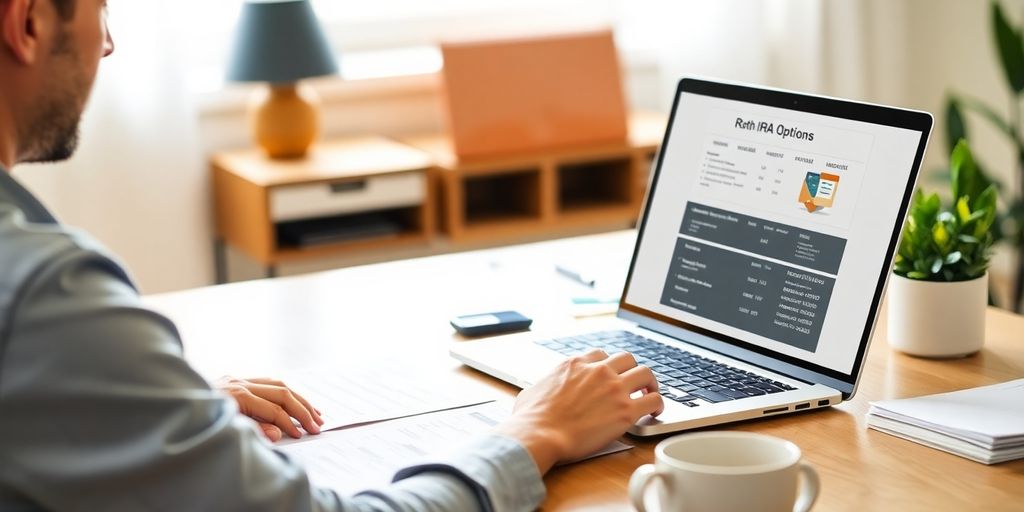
[[174, 0, 616, 94]]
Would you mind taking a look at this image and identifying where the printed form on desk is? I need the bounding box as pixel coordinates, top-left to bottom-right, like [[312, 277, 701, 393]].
[[284, 358, 502, 431], [867, 379, 1024, 464], [275, 401, 632, 494]]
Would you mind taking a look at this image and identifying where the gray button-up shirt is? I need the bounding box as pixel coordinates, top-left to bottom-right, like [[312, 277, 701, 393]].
[[0, 169, 545, 511]]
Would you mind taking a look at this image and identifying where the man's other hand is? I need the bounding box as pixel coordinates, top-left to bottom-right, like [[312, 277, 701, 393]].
[[494, 349, 663, 474], [215, 377, 325, 441]]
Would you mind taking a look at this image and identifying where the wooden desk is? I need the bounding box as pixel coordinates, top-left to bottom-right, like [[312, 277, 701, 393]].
[[145, 231, 1024, 511]]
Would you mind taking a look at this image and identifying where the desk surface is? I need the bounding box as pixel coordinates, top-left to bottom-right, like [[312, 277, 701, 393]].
[[146, 231, 1024, 511]]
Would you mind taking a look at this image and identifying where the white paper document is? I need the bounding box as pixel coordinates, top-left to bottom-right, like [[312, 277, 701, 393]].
[[867, 379, 1024, 464], [277, 401, 633, 494], [284, 359, 502, 432]]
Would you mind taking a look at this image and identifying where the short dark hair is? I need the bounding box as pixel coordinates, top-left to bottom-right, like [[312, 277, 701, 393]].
[[51, 0, 75, 20]]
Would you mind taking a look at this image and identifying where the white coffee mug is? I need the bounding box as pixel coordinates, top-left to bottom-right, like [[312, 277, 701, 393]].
[[629, 431, 819, 512]]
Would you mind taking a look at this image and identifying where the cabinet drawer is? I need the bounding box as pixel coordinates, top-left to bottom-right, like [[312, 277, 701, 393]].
[[270, 172, 426, 222]]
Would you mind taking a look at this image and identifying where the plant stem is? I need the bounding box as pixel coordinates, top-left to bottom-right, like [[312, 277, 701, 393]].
[[1015, 90, 1024, 312]]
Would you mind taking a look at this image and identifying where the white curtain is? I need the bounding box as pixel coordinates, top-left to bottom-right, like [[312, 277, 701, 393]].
[[14, 0, 212, 293]]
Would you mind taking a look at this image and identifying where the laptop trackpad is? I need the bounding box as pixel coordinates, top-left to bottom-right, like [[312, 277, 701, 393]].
[[455, 337, 565, 388]]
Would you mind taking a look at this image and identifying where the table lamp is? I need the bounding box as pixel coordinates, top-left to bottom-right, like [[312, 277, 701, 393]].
[[226, 0, 339, 159]]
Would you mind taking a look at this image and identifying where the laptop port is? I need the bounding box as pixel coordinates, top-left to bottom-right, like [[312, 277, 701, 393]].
[[762, 406, 788, 415], [794, 403, 810, 410], [818, 399, 830, 407]]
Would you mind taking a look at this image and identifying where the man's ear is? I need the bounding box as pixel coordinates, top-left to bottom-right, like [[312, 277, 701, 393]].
[[1, 0, 40, 65]]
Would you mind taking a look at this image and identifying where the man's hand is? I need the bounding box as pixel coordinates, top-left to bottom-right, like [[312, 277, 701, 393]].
[[494, 349, 663, 474], [215, 376, 325, 442]]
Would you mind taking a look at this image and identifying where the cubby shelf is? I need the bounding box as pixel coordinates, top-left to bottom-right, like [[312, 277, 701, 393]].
[[210, 113, 666, 282], [400, 110, 664, 243]]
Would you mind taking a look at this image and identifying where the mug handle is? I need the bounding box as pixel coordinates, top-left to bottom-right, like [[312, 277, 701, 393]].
[[793, 462, 820, 512], [629, 464, 670, 512]]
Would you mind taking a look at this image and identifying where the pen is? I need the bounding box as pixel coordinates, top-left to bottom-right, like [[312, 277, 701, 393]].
[[555, 264, 597, 287]]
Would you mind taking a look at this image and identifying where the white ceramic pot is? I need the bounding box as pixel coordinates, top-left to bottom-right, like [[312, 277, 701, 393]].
[[886, 273, 987, 358]]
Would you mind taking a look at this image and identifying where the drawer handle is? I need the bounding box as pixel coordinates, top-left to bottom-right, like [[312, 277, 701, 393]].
[[329, 181, 368, 194]]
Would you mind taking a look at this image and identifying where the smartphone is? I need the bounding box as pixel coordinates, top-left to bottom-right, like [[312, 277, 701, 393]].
[[450, 310, 533, 337]]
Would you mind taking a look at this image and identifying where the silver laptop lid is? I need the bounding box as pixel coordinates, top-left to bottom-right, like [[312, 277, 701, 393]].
[[619, 77, 933, 398]]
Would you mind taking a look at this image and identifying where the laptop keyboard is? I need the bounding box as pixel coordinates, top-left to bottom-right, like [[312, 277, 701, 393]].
[[535, 330, 797, 407]]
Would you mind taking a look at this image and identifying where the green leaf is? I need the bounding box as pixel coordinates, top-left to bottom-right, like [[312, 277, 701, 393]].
[[967, 261, 990, 277], [943, 268, 955, 281], [956, 196, 972, 223], [907, 271, 929, 280], [914, 259, 928, 273], [958, 95, 1016, 139], [894, 261, 912, 274], [965, 209, 988, 224], [932, 221, 950, 249], [945, 98, 968, 154], [945, 251, 962, 264], [950, 140, 988, 204], [912, 191, 941, 228], [958, 234, 980, 243], [930, 256, 944, 274], [992, 0, 1024, 93], [974, 184, 1000, 238]]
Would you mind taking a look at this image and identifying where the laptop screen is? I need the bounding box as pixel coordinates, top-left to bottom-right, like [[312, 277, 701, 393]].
[[622, 78, 932, 385]]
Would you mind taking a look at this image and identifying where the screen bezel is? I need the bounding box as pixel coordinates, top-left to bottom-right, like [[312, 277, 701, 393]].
[[619, 77, 933, 397]]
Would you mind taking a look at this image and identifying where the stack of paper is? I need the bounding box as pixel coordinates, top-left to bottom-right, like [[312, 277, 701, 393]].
[[277, 401, 631, 494], [867, 379, 1024, 464], [266, 361, 632, 494]]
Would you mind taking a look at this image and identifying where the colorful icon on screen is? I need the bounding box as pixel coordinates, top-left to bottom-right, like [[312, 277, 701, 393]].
[[798, 172, 839, 212]]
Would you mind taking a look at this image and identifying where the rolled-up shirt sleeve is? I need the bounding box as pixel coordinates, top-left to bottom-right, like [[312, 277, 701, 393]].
[[0, 227, 545, 511]]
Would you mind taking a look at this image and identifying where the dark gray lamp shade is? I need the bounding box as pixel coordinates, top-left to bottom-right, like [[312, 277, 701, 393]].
[[226, 0, 339, 84]]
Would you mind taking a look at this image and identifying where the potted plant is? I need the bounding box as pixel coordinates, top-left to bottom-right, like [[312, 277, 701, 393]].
[[888, 140, 998, 357], [944, 0, 1024, 312]]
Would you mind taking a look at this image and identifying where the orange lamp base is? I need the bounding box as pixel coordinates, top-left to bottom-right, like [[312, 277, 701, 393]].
[[250, 82, 320, 159]]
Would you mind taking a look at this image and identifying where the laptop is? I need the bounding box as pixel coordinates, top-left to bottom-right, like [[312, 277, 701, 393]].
[[451, 77, 933, 436]]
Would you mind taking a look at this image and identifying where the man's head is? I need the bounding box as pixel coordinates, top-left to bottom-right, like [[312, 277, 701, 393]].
[[0, 0, 114, 168]]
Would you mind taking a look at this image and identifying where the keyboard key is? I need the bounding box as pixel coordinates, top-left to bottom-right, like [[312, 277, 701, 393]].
[[689, 389, 733, 403], [720, 389, 751, 399], [753, 383, 786, 393], [670, 394, 699, 403], [739, 387, 767, 396]]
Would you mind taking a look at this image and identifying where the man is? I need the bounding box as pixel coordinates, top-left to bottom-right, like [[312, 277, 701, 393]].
[[0, 0, 664, 510]]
